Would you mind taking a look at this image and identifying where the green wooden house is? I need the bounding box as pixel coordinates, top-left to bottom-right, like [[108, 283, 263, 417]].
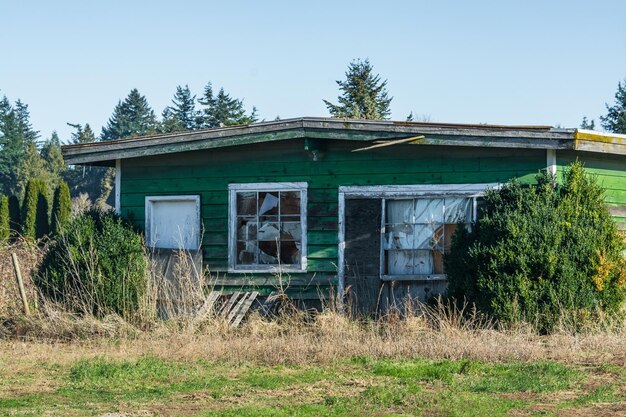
[[62, 117, 626, 313]]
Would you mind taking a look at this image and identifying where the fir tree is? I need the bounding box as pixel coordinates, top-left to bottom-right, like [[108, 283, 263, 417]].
[[324, 59, 392, 120], [161, 85, 201, 132], [0, 195, 9, 242], [580, 117, 595, 130], [600, 78, 626, 134], [68, 123, 96, 144], [198, 83, 258, 128], [101, 89, 158, 140], [41, 131, 66, 190], [0, 96, 25, 195], [51, 180, 71, 235]]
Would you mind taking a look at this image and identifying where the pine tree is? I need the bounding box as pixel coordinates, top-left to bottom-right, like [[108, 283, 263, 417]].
[[600, 78, 626, 134], [324, 59, 392, 120], [0, 96, 25, 196], [101, 89, 158, 140], [51, 180, 71, 235], [161, 85, 201, 132], [580, 117, 595, 130], [0, 195, 9, 242], [198, 83, 258, 128]]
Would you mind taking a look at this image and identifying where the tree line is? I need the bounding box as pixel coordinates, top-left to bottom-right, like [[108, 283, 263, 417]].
[[1, 59, 625, 228]]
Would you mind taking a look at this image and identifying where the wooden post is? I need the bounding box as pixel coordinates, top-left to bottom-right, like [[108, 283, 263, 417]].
[[11, 253, 31, 316]]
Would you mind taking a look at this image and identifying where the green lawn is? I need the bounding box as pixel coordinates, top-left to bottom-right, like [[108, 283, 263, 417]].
[[1, 353, 625, 416]]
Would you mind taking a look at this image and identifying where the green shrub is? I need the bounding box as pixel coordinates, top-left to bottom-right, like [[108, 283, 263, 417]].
[[51, 180, 72, 235], [37, 208, 148, 319], [0, 195, 9, 242], [8, 195, 21, 237], [21, 178, 49, 240], [446, 162, 626, 332]]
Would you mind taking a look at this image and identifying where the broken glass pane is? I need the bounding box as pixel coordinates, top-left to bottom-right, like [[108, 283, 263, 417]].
[[281, 221, 301, 241], [236, 217, 256, 241], [280, 191, 300, 215], [257, 222, 280, 241], [258, 240, 279, 264], [237, 192, 256, 216], [280, 240, 300, 265], [237, 241, 257, 265], [258, 192, 279, 215]]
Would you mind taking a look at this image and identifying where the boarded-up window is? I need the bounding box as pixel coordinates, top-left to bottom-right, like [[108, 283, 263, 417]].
[[146, 196, 201, 250], [229, 183, 307, 271], [384, 197, 473, 276]]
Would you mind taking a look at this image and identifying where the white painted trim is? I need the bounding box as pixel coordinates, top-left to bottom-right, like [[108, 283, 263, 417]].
[[115, 159, 121, 214], [337, 191, 345, 305], [339, 183, 500, 198], [228, 182, 308, 191], [145, 195, 201, 250], [546, 149, 557, 178], [228, 182, 308, 273]]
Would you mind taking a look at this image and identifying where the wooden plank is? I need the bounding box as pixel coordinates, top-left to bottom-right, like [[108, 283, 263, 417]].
[[230, 291, 259, 327], [218, 291, 241, 316], [227, 292, 250, 323], [351, 136, 425, 152]]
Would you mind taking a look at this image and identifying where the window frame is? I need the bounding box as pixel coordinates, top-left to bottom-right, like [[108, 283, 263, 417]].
[[337, 184, 497, 288], [145, 195, 201, 250], [228, 182, 308, 273]]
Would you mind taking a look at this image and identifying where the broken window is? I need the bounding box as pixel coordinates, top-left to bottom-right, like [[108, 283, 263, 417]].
[[383, 197, 473, 277], [230, 184, 307, 271]]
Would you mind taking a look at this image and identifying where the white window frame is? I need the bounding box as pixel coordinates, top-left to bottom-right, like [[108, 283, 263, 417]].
[[228, 182, 308, 273], [145, 195, 201, 250], [337, 184, 498, 296]]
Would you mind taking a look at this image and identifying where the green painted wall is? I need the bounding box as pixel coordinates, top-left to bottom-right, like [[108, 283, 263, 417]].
[[557, 150, 626, 231], [120, 138, 547, 298]]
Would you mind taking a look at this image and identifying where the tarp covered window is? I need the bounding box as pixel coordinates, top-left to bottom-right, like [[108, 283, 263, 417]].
[[384, 197, 473, 276], [229, 183, 307, 271]]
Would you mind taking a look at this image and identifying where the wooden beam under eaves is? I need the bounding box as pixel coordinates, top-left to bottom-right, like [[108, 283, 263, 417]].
[[351, 136, 425, 152]]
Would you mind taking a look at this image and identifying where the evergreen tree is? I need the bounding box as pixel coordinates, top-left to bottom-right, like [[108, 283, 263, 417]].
[[35, 183, 50, 239], [161, 85, 201, 132], [198, 82, 258, 128], [22, 178, 40, 239], [101, 89, 158, 140], [0, 195, 9, 242], [324, 59, 392, 120], [40, 131, 65, 191], [580, 117, 595, 130], [8, 195, 21, 236], [0, 96, 25, 195], [68, 123, 97, 144], [51, 180, 71, 235], [64, 123, 105, 203], [600, 78, 626, 134]]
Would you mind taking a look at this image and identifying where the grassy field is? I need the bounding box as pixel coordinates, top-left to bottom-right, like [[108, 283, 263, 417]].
[[1, 337, 625, 417]]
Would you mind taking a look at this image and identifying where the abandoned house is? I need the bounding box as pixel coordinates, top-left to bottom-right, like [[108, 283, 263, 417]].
[[62, 117, 626, 313]]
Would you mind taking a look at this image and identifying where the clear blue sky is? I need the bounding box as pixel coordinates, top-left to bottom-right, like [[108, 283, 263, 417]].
[[1, 0, 625, 142]]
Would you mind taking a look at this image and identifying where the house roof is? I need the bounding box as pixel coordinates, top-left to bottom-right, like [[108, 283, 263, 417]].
[[61, 117, 626, 165]]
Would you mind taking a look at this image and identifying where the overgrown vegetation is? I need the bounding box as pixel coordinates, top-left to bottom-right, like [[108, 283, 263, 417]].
[[0, 195, 9, 243], [37, 208, 148, 319], [50, 179, 71, 236], [446, 162, 626, 332]]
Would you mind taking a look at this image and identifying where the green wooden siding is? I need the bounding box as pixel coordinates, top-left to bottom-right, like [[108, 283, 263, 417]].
[[120, 138, 547, 297], [557, 150, 626, 231]]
